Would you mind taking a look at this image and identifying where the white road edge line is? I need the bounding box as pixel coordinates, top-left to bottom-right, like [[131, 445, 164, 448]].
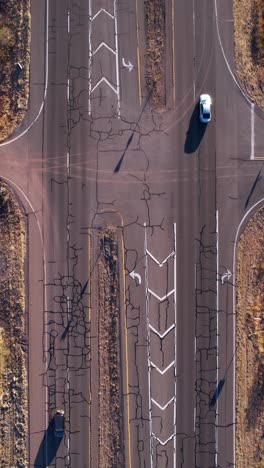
[[216, 210, 219, 467], [88, 0, 92, 115], [192, 0, 195, 101], [144, 222, 153, 468], [251, 103, 255, 160], [173, 222, 177, 468], [67, 11, 70, 34], [114, 0, 120, 117]]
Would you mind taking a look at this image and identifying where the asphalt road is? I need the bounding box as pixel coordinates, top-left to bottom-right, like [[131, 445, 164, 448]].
[[1, 0, 264, 467]]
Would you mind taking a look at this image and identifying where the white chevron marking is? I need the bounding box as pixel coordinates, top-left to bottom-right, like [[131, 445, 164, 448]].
[[148, 288, 174, 302], [93, 42, 116, 56], [149, 323, 175, 338], [91, 77, 118, 94], [150, 360, 174, 375], [91, 8, 114, 21], [146, 249, 175, 267], [151, 396, 175, 410], [152, 433, 175, 446]]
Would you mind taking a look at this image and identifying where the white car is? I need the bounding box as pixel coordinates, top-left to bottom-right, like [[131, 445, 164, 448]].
[[199, 94, 212, 123]]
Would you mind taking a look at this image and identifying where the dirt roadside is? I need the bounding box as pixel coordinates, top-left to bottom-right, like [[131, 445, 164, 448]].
[[0, 181, 28, 467], [236, 207, 264, 467], [0, 0, 31, 142], [234, 0, 264, 110]]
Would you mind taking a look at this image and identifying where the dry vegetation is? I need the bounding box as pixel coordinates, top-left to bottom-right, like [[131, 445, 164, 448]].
[[144, 0, 166, 106], [236, 207, 264, 468], [0, 180, 27, 467], [0, 0, 31, 142], [97, 228, 123, 468], [234, 0, 264, 109]]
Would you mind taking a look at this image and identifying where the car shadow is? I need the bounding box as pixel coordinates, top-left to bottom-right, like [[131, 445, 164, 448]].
[[34, 420, 62, 467], [184, 103, 207, 154], [209, 379, 225, 408]]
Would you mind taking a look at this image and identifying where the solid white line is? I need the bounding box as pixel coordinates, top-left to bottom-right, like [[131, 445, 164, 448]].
[[144, 222, 153, 468], [67, 151, 70, 173], [67, 11, 70, 34], [113, 0, 120, 117], [251, 103, 255, 160], [216, 210, 219, 466], [173, 222, 177, 468], [192, 0, 196, 102], [88, 0, 92, 115], [67, 78, 70, 101]]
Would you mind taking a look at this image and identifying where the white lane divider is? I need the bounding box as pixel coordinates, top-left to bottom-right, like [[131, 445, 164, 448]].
[[144, 222, 177, 468], [251, 103, 255, 160]]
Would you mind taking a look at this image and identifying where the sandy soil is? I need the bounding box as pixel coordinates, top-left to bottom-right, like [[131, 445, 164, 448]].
[[144, 0, 166, 106], [236, 206, 264, 468], [234, 0, 264, 110], [0, 0, 31, 142], [97, 227, 123, 468], [0, 181, 27, 467]]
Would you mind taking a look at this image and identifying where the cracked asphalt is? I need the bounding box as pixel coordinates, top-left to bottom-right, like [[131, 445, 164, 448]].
[[1, 0, 264, 467]]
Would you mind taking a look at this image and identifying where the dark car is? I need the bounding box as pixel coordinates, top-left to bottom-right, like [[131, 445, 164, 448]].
[[53, 409, 64, 438]]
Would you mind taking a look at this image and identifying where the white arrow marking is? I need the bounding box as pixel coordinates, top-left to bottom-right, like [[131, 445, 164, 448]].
[[149, 323, 175, 339], [122, 58, 133, 72], [150, 360, 174, 375], [148, 288, 174, 302], [151, 396, 175, 411], [221, 269, 232, 285], [129, 270, 141, 285]]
